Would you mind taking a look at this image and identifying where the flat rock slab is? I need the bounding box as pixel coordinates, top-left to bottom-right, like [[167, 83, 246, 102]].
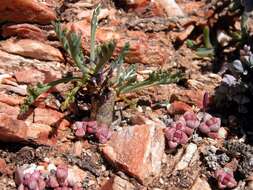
[[102, 122, 165, 185], [0, 0, 56, 24], [0, 39, 63, 62], [0, 113, 55, 145]]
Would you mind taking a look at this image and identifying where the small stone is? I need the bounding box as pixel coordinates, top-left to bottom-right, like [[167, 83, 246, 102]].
[[190, 177, 211, 190], [100, 176, 135, 190], [175, 143, 198, 170], [0, 39, 63, 62], [102, 121, 165, 185], [167, 101, 192, 115], [2, 24, 47, 41]]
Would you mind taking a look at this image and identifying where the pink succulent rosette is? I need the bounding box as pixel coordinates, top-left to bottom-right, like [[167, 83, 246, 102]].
[[215, 169, 237, 189], [72, 120, 111, 143], [199, 114, 221, 138], [95, 123, 112, 144], [165, 121, 189, 149], [178, 111, 200, 136]]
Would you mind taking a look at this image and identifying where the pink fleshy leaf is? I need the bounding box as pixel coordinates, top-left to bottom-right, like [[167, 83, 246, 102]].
[[75, 127, 86, 138], [168, 141, 178, 149], [199, 123, 211, 134], [56, 165, 68, 183], [95, 124, 112, 144], [47, 175, 59, 188]]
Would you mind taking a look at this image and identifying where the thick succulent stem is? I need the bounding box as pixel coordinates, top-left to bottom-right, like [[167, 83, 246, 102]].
[[90, 89, 116, 126]]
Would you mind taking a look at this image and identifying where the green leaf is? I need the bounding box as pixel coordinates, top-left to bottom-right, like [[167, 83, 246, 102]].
[[116, 64, 137, 87], [118, 70, 182, 94], [53, 21, 71, 55], [93, 40, 116, 75], [61, 84, 81, 111], [90, 4, 101, 65], [20, 77, 81, 114], [196, 47, 214, 58], [203, 26, 213, 49], [53, 21, 89, 77], [111, 42, 130, 70]]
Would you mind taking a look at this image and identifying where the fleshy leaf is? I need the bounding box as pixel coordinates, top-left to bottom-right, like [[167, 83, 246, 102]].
[[118, 70, 182, 94], [20, 77, 80, 114]]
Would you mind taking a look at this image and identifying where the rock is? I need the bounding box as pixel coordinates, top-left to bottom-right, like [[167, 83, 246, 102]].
[[0, 0, 56, 24], [14, 67, 61, 85], [27, 123, 56, 145], [2, 24, 47, 41], [0, 159, 12, 175], [67, 166, 87, 187], [0, 94, 23, 106], [101, 176, 135, 190], [190, 177, 211, 190], [67, 20, 171, 65], [168, 101, 192, 115], [102, 121, 165, 185], [14, 68, 46, 85], [0, 39, 63, 62], [0, 113, 54, 145], [0, 50, 64, 73], [156, 0, 185, 17], [175, 143, 198, 170], [71, 141, 83, 157], [0, 84, 27, 96], [0, 102, 20, 119], [34, 108, 69, 129]]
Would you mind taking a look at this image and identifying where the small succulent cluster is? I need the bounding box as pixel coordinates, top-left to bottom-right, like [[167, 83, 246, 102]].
[[215, 168, 237, 189], [215, 45, 253, 113], [72, 120, 112, 144], [203, 146, 230, 171], [199, 113, 221, 139], [225, 141, 253, 177], [165, 111, 221, 149], [17, 165, 82, 190]]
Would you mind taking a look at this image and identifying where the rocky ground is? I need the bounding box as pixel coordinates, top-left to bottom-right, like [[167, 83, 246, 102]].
[[0, 0, 253, 190]]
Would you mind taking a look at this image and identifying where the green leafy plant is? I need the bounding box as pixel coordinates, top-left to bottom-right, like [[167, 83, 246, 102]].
[[20, 5, 182, 126]]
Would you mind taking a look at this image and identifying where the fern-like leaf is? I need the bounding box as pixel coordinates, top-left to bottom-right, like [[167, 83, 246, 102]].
[[61, 83, 82, 111], [118, 70, 182, 94], [20, 77, 81, 114], [53, 22, 89, 76], [93, 40, 116, 75], [90, 5, 101, 64]]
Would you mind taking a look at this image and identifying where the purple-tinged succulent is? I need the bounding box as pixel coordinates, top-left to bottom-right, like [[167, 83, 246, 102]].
[[72, 121, 86, 138], [18, 184, 25, 190], [199, 114, 221, 138], [72, 120, 111, 143], [165, 121, 189, 149], [215, 169, 237, 189], [86, 120, 98, 134], [27, 179, 39, 190], [56, 165, 68, 184], [95, 123, 112, 144], [37, 178, 46, 190], [47, 175, 59, 188], [222, 74, 237, 87], [181, 111, 200, 130]]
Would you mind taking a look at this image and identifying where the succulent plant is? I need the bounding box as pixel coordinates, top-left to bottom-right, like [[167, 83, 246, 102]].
[[72, 120, 111, 143], [199, 113, 221, 138], [215, 169, 237, 189], [16, 164, 82, 190], [180, 111, 200, 130], [165, 120, 189, 149]]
